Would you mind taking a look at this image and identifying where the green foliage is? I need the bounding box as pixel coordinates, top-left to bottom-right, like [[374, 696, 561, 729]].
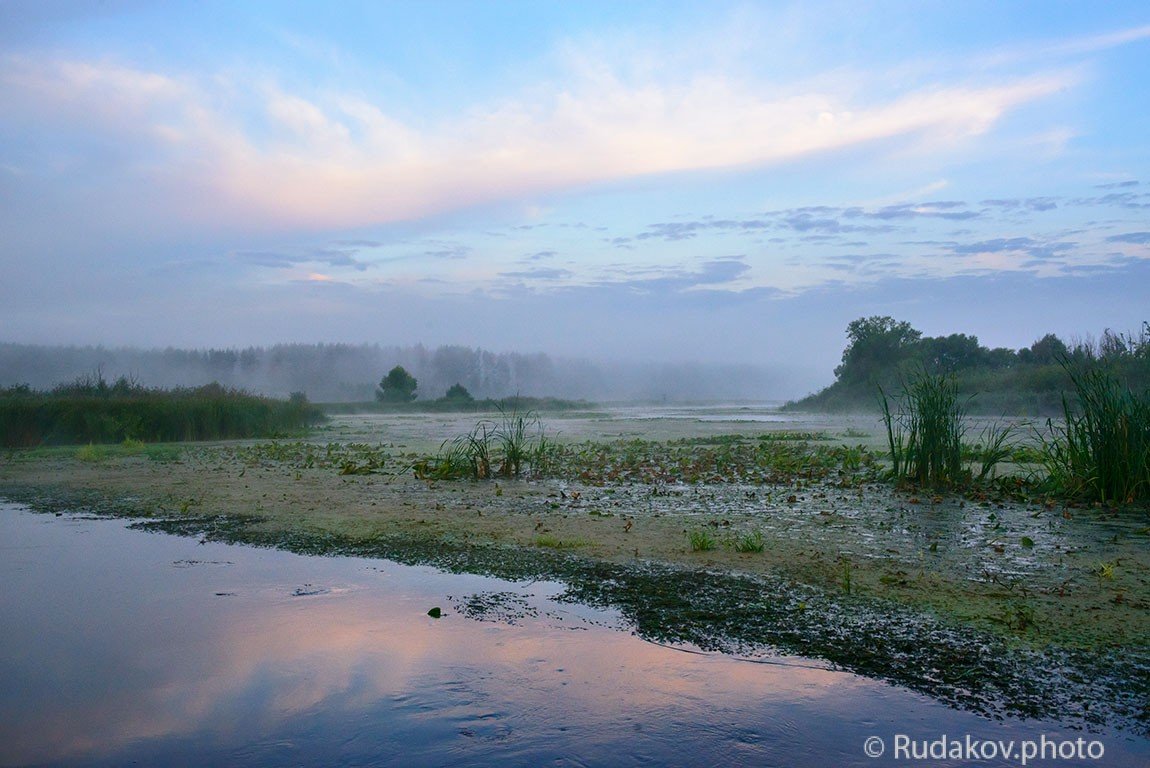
[[969, 421, 1018, 481], [879, 370, 967, 488], [790, 318, 1150, 415], [234, 441, 389, 472], [835, 316, 922, 386], [443, 383, 474, 403], [1038, 362, 1150, 504], [688, 529, 717, 552], [376, 365, 418, 403], [496, 403, 538, 477], [732, 530, 765, 553], [0, 376, 324, 448], [527, 434, 877, 486], [414, 404, 550, 480]]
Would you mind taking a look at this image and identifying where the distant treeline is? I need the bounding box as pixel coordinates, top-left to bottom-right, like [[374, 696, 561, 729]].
[[788, 317, 1150, 414], [0, 376, 324, 447], [324, 394, 591, 415], [0, 342, 780, 403]]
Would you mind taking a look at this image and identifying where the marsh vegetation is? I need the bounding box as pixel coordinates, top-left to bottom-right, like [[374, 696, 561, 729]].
[[0, 375, 323, 448], [1039, 362, 1150, 504], [1, 322, 1148, 744]]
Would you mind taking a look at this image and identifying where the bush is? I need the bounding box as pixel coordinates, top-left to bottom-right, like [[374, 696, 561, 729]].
[[376, 366, 418, 402]]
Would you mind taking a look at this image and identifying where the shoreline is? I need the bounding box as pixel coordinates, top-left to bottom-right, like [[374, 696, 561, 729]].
[[2, 432, 1148, 734]]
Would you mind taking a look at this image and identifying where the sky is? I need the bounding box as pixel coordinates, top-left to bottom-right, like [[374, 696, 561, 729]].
[[1, 1, 1148, 396]]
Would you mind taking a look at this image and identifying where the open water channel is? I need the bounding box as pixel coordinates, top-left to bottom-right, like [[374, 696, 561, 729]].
[[1, 503, 1146, 767]]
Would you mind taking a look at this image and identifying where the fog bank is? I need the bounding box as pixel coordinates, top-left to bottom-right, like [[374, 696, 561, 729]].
[[0, 343, 789, 404]]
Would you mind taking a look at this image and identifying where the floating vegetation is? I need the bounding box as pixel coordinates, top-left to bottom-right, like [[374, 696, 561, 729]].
[[232, 441, 393, 472], [532, 436, 878, 487]]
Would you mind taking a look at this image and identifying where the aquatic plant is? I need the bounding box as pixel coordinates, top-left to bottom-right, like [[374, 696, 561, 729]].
[[1038, 363, 1150, 504], [879, 370, 967, 488], [732, 530, 765, 553], [967, 421, 1018, 481], [496, 403, 538, 477], [688, 529, 717, 552], [416, 403, 550, 480]]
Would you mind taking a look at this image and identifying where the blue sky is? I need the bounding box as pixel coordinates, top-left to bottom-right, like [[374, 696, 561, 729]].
[[1, 1, 1148, 394]]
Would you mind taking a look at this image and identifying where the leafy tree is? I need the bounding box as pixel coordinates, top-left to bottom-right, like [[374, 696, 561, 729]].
[[376, 365, 418, 402], [983, 347, 1018, 370], [918, 333, 983, 373], [1019, 333, 1069, 366], [444, 383, 474, 403], [834, 316, 922, 385]]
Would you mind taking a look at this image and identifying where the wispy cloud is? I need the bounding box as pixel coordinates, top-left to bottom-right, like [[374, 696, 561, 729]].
[[0, 49, 1071, 234]]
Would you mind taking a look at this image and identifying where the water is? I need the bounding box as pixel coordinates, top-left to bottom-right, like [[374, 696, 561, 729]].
[[1, 503, 1146, 767]]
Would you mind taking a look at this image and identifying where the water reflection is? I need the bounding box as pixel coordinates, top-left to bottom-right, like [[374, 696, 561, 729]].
[[1, 503, 1146, 767]]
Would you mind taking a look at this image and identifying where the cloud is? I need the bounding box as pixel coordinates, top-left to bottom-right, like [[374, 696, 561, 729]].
[[233, 246, 367, 271], [585, 258, 752, 296], [1106, 231, 1150, 245], [499, 267, 573, 281], [0, 50, 1072, 235], [420, 244, 471, 260], [1068, 192, 1150, 209], [863, 202, 981, 221]]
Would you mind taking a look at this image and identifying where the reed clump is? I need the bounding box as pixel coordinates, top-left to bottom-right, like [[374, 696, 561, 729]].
[[0, 375, 324, 448], [879, 370, 967, 488], [415, 404, 552, 480], [1039, 363, 1150, 504]]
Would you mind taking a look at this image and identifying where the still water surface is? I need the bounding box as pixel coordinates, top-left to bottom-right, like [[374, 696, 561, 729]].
[[1, 503, 1145, 767]]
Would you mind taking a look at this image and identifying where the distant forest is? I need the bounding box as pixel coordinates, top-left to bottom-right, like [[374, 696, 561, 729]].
[[790, 317, 1150, 414], [0, 343, 779, 403]]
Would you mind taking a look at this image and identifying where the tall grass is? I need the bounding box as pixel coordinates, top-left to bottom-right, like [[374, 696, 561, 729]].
[[1039, 363, 1150, 503], [0, 377, 324, 448], [415, 403, 550, 480], [970, 421, 1018, 481], [496, 404, 539, 477], [879, 370, 967, 488]]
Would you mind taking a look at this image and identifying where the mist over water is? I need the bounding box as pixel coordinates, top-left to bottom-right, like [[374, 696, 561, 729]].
[[0, 342, 795, 403]]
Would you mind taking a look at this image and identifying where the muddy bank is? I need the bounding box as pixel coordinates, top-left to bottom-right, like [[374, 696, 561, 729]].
[[1, 436, 1148, 734]]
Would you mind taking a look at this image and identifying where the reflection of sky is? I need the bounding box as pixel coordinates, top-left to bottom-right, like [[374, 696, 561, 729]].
[[1, 504, 1148, 767]]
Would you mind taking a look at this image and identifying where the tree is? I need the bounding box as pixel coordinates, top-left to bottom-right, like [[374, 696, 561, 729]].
[[443, 383, 474, 403], [376, 365, 418, 402], [834, 316, 922, 385], [1019, 333, 1069, 366], [918, 333, 983, 373]]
